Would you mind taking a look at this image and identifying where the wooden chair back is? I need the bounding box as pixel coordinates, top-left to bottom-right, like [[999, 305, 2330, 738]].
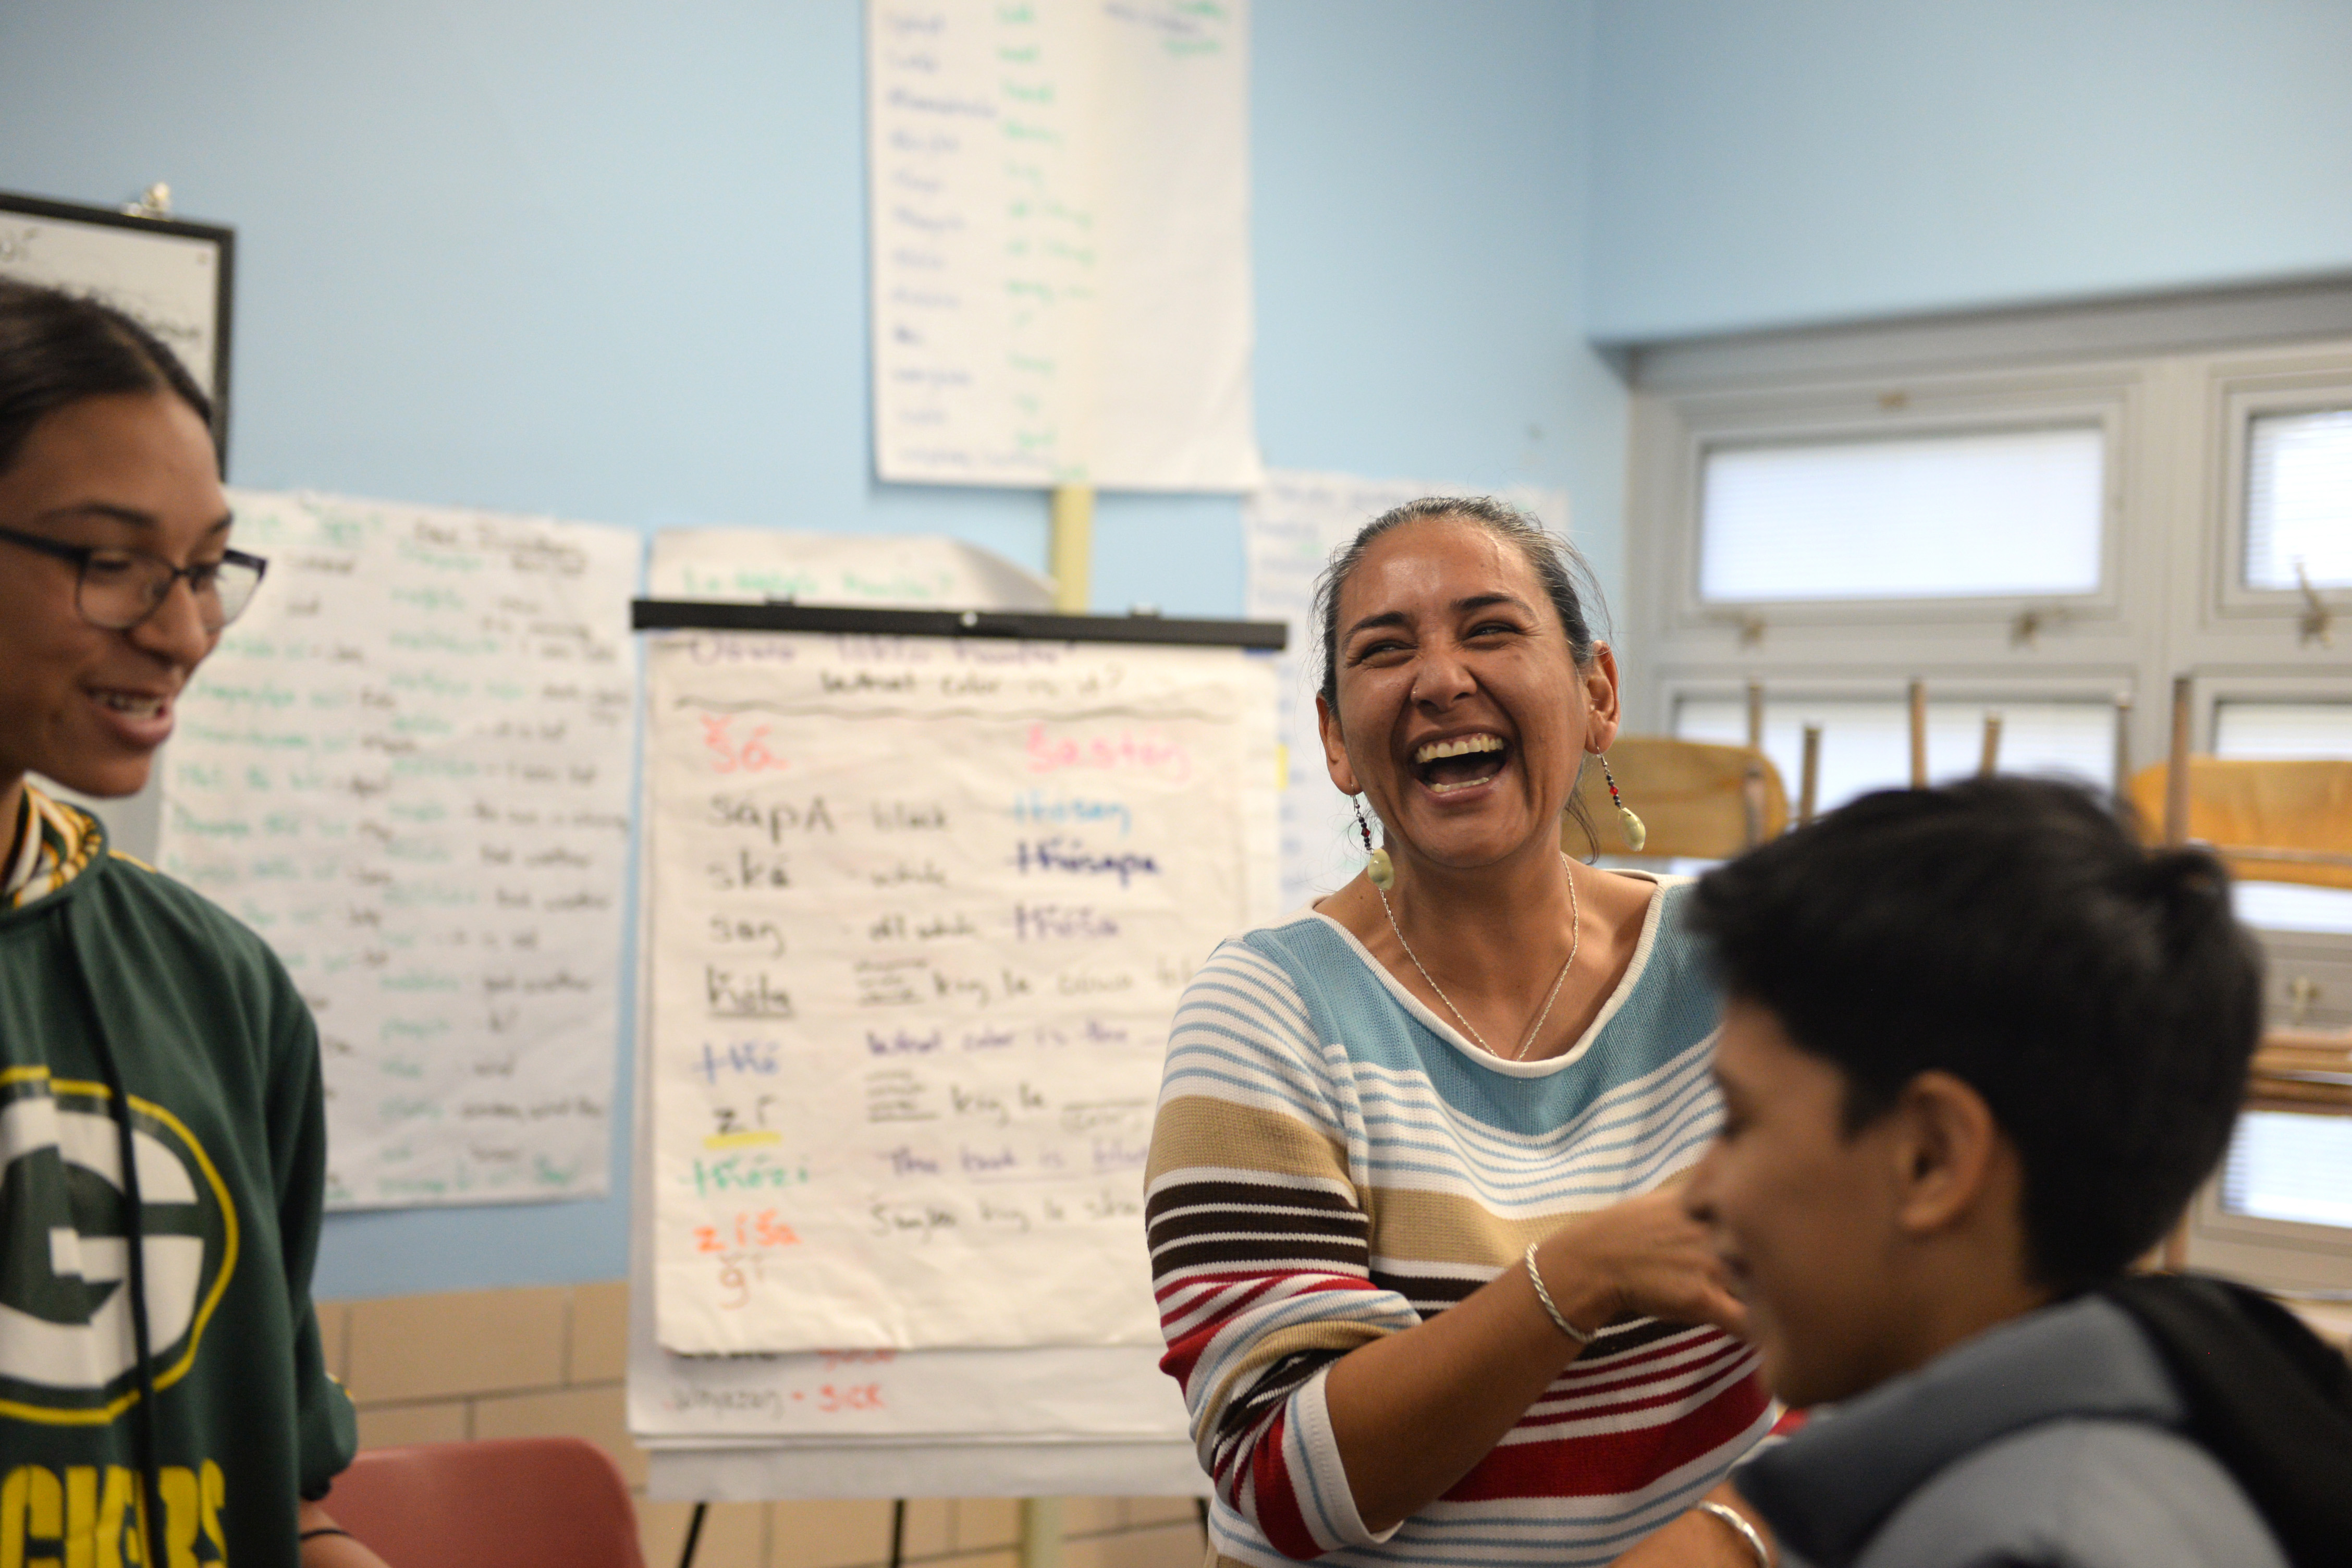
[[2123, 757, 2352, 892], [1567, 736, 1788, 860]]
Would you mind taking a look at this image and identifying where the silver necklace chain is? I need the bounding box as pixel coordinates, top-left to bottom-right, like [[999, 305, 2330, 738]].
[[1375, 853, 1581, 1062]]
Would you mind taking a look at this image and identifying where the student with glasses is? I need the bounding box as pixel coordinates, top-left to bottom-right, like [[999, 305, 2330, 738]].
[[0, 280, 389, 1568]]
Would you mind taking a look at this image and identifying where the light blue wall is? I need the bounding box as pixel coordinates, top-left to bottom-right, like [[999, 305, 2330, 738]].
[[0, 2, 1616, 1296], [1589, 0, 2352, 342]]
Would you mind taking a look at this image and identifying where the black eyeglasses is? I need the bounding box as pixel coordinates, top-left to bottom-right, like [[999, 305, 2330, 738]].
[[0, 525, 268, 632]]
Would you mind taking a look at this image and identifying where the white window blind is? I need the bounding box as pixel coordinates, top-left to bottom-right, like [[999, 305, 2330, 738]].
[[2246, 408, 2352, 590], [2215, 700, 2352, 760], [1673, 696, 2115, 816], [2223, 1110, 2352, 1231], [1698, 427, 2106, 603]]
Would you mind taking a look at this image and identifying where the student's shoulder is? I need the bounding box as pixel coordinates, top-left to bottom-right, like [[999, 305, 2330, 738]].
[[1863, 1417, 2285, 1568], [86, 848, 300, 997]]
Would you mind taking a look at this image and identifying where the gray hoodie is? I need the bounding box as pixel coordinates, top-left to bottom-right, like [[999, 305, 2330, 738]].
[[1734, 1295, 2286, 1568]]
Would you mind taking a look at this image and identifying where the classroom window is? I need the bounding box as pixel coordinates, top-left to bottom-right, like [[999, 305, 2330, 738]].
[[1696, 426, 2105, 604], [2244, 407, 2352, 590], [1673, 695, 2114, 814], [1626, 288, 2352, 1289], [2224, 1111, 2352, 1232]]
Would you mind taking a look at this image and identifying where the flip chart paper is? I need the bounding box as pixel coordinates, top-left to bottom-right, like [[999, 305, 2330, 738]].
[[868, 0, 1260, 490], [649, 529, 1054, 609], [157, 490, 639, 1208], [1243, 473, 1570, 911], [645, 630, 1276, 1352]]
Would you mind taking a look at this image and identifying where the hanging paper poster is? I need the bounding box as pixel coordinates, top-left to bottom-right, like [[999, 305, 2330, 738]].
[[158, 490, 640, 1208]]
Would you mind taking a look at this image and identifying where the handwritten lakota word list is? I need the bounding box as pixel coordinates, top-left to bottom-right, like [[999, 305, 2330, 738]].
[[160, 491, 638, 1209], [867, 1, 1252, 488], [647, 631, 1264, 1352]]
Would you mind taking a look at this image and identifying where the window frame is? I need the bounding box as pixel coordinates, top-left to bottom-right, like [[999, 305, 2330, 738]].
[[1620, 276, 2352, 1292], [2208, 350, 2352, 622], [1658, 376, 2136, 641]]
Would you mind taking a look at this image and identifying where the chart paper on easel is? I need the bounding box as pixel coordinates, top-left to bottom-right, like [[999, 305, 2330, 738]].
[[645, 631, 1276, 1353]]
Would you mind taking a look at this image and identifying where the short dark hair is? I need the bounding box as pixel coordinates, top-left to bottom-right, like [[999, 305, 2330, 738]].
[[0, 279, 214, 478], [1688, 776, 2264, 1293]]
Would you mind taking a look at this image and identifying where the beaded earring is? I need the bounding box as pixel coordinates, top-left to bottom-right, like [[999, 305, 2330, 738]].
[[1599, 753, 1648, 853], [1356, 798, 1394, 889]]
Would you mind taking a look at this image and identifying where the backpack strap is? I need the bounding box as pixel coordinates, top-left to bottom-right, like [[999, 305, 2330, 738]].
[[2103, 1272, 2352, 1568]]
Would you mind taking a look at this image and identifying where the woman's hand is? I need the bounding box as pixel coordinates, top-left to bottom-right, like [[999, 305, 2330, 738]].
[[1535, 1182, 1748, 1340], [1324, 1183, 1747, 1535]]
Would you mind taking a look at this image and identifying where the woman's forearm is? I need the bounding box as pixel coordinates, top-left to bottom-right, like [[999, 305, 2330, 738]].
[[296, 1502, 394, 1568], [1322, 1187, 1744, 1536], [1323, 1242, 1613, 1533]]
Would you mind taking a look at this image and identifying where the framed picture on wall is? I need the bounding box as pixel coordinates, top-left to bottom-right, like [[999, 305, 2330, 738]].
[[0, 189, 237, 463]]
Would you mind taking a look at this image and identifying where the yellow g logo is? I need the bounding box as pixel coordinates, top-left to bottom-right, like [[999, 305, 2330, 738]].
[[0, 1073, 237, 1423]]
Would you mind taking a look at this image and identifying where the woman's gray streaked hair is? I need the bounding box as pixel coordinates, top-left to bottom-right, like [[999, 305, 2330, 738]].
[[1312, 495, 1606, 709], [1312, 494, 1613, 856]]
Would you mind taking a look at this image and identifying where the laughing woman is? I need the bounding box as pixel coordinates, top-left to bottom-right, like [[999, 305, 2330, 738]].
[[1146, 498, 1773, 1568], [0, 282, 386, 1568]]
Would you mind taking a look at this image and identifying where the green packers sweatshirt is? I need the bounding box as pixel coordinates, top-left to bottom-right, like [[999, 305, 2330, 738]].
[[0, 791, 357, 1566]]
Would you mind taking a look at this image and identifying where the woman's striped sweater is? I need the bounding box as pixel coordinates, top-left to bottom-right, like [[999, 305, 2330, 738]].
[[1145, 876, 1771, 1567]]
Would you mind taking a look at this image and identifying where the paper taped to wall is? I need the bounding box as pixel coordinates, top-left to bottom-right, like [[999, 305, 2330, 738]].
[[867, 0, 1260, 490], [644, 628, 1276, 1353], [158, 490, 640, 1208]]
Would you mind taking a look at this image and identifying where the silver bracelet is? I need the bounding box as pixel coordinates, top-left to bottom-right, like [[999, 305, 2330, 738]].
[[1697, 1501, 1771, 1568], [1522, 1242, 1595, 1345]]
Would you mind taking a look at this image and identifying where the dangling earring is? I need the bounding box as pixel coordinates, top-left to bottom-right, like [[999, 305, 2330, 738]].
[[1356, 797, 1394, 890], [1599, 753, 1647, 853]]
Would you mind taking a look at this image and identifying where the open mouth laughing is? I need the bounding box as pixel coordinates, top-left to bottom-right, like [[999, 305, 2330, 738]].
[[1411, 731, 1510, 795]]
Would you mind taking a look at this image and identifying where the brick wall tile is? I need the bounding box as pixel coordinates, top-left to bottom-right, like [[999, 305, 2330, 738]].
[[344, 1285, 568, 1403], [954, 1498, 1020, 1552], [570, 1279, 631, 1384], [1121, 1499, 1201, 1530], [353, 1400, 469, 1451], [770, 1498, 893, 1568], [314, 1301, 351, 1385], [471, 1383, 646, 1488], [1060, 1498, 1124, 1537], [641, 1500, 765, 1568], [1062, 1524, 1205, 1568], [900, 1499, 954, 1559]]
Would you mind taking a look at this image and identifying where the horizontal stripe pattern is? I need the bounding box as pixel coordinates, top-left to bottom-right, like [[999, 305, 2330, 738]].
[[1149, 888, 1769, 1565]]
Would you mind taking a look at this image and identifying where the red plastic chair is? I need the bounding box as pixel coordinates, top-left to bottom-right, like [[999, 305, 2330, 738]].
[[321, 1437, 648, 1568]]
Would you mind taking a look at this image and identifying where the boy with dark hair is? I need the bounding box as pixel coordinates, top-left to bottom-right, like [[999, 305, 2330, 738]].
[[1670, 776, 2352, 1568]]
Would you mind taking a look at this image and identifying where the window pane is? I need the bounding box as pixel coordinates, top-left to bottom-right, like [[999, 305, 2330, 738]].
[[1698, 427, 2105, 603], [2223, 1110, 2352, 1231], [1673, 696, 2116, 815], [2246, 409, 2352, 590], [2215, 700, 2352, 761], [2214, 701, 2352, 934]]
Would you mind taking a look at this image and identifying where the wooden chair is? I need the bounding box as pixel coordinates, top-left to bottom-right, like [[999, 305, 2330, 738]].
[[2125, 682, 2352, 1267], [2124, 756, 2352, 896], [321, 1437, 648, 1568], [1567, 736, 1788, 860], [2122, 754, 2352, 1117]]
